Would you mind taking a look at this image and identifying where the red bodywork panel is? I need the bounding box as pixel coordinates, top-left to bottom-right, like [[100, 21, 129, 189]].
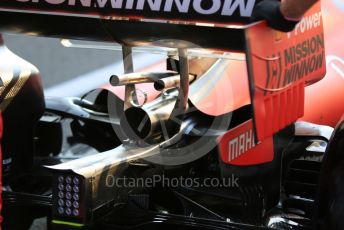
[[302, 0, 344, 127], [246, 2, 325, 142], [219, 120, 273, 166]]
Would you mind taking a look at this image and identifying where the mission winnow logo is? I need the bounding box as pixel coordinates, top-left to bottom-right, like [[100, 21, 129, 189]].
[[14, 0, 256, 18]]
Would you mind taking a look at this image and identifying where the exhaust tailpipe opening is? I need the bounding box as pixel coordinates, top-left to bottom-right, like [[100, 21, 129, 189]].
[[120, 92, 178, 141], [122, 107, 152, 140]]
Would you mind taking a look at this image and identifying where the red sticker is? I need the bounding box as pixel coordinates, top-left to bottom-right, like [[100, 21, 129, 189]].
[[218, 120, 274, 166]]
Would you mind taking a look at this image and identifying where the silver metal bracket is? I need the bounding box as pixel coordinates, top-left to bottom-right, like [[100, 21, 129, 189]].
[[122, 45, 138, 109]]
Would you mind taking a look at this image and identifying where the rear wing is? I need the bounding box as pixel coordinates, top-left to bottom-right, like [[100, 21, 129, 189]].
[[0, 0, 256, 51], [0, 0, 257, 24], [0, 1, 325, 142]]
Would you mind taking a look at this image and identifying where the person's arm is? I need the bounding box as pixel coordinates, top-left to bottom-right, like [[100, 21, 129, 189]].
[[252, 0, 320, 32], [280, 0, 319, 20]]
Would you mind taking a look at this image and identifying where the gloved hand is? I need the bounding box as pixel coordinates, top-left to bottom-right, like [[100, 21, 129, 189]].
[[251, 0, 299, 32]]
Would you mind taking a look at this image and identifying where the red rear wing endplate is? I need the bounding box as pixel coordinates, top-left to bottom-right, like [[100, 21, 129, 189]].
[[218, 2, 325, 166], [245, 2, 325, 142]]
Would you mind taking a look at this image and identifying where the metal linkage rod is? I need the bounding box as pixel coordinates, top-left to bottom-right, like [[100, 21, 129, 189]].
[[122, 46, 138, 109]]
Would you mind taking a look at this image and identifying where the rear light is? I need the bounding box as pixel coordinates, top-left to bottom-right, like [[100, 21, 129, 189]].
[[58, 183, 64, 190], [73, 193, 79, 201], [73, 201, 79, 209], [48, 148, 133, 227], [58, 199, 64, 206], [66, 184, 72, 192], [66, 200, 72, 207], [58, 176, 64, 183], [66, 208, 72, 216], [73, 209, 80, 216], [73, 186, 79, 193], [53, 174, 84, 221], [73, 177, 80, 185], [58, 191, 64, 199], [58, 207, 64, 215], [66, 176, 72, 184]]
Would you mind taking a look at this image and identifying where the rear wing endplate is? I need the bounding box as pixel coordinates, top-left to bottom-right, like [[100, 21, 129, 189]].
[[245, 2, 325, 141]]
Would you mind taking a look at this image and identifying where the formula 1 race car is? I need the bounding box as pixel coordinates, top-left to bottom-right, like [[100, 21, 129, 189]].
[[0, 0, 344, 230]]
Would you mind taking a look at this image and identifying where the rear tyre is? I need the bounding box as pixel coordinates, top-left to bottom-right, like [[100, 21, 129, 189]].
[[315, 119, 344, 230]]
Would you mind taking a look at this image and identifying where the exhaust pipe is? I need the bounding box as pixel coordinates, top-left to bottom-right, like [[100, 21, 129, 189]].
[[110, 72, 178, 86], [154, 74, 195, 91], [120, 91, 179, 141], [119, 56, 219, 141]]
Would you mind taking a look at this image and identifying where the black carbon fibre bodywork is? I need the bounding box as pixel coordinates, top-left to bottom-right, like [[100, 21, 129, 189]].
[[0, 0, 259, 24], [0, 11, 246, 52]]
